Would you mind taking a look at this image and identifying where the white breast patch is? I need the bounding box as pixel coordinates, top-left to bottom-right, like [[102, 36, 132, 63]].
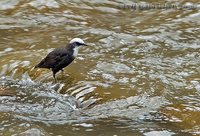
[[73, 47, 79, 57]]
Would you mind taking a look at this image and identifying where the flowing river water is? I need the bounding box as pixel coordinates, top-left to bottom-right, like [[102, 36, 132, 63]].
[[0, 0, 200, 135]]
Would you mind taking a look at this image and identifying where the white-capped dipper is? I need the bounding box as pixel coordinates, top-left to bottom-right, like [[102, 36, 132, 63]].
[[34, 38, 87, 82]]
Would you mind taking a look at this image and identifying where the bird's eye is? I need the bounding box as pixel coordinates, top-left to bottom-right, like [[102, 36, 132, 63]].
[[75, 42, 83, 46]]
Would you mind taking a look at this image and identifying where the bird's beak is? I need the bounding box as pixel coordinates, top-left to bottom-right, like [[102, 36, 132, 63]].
[[83, 43, 88, 46]]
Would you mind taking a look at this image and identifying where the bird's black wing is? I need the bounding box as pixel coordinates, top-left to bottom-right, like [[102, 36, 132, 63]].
[[35, 48, 73, 70], [52, 53, 75, 73]]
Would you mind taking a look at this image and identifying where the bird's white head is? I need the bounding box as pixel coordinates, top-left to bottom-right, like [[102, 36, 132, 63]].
[[69, 38, 87, 57], [70, 38, 85, 45]]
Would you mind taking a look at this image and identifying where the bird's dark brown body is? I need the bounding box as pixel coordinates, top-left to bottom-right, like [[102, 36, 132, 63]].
[[35, 38, 87, 82], [35, 46, 74, 78]]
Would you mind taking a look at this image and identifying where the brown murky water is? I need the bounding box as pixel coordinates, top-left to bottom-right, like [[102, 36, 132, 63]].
[[0, 0, 200, 135]]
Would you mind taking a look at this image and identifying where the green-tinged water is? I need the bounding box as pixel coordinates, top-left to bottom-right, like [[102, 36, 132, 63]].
[[0, 0, 200, 135]]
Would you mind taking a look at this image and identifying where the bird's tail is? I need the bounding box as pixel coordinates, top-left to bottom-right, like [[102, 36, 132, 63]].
[[34, 61, 44, 69], [34, 63, 43, 69]]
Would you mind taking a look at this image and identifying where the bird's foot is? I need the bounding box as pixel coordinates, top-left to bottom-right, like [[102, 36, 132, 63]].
[[54, 78, 58, 83]]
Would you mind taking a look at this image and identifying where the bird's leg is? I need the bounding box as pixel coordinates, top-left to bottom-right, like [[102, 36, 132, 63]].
[[61, 69, 64, 75], [53, 72, 57, 83], [61, 69, 64, 78]]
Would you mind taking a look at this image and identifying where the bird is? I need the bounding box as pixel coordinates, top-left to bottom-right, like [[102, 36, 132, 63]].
[[34, 38, 88, 82]]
